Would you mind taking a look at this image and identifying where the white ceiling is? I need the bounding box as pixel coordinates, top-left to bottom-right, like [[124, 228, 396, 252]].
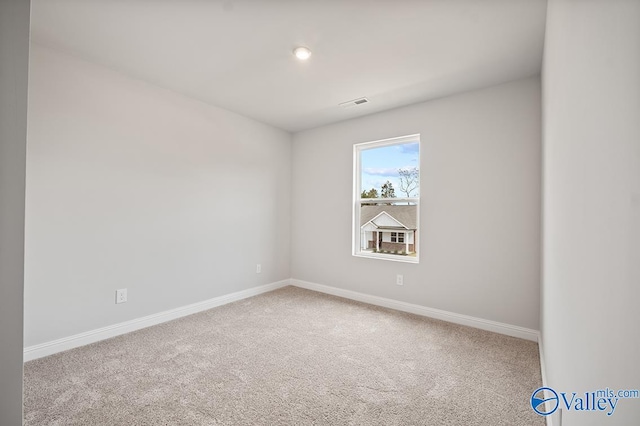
[[30, 0, 547, 133]]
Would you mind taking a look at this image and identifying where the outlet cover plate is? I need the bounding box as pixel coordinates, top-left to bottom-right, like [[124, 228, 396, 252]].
[[116, 288, 127, 304]]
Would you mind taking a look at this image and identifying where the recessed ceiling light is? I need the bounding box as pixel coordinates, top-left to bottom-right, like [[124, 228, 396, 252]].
[[293, 46, 312, 60]]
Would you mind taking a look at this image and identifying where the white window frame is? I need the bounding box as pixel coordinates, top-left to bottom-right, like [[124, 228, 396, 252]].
[[353, 134, 420, 263]]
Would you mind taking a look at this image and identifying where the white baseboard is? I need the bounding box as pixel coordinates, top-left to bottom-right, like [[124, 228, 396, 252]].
[[23, 279, 291, 362], [25, 279, 540, 362], [537, 334, 556, 426], [291, 279, 539, 342], [538, 333, 548, 388]]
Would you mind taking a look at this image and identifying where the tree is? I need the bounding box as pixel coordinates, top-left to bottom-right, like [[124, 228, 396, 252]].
[[398, 167, 419, 197], [380, 181, 396, 198], [361, 188, 378, 199]]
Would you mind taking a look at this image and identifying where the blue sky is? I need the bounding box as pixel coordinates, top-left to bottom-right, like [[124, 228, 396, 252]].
[[361, 142, 419, 197]]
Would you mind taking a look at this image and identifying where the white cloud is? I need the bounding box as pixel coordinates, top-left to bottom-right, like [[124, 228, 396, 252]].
[[363, 167, 398, 177]]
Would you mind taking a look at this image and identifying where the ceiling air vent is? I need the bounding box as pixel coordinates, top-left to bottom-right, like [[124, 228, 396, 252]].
[[339, 97, 369, 108]]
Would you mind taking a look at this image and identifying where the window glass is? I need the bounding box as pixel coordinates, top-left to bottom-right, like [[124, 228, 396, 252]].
[[354, 135, 420, 262]]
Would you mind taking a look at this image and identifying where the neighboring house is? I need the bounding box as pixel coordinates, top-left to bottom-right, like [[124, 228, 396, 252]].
[[360, 205, 417, 254]]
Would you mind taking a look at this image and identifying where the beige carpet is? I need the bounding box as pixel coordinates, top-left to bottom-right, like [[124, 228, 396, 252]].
[[24, 286, 544, 425]]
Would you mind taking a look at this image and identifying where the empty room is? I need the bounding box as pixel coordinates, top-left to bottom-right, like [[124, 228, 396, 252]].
[[1, 0, 639, 425]]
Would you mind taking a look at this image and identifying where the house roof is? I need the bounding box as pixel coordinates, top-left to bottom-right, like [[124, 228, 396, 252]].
[[361, 205, 417, 230]]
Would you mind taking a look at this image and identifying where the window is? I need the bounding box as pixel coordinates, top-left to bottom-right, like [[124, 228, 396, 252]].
[[353, 134, 420, 263], [391, 232, 405, 243]]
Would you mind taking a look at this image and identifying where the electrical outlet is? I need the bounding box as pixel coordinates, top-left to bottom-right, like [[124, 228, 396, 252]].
[[396, 274, 403, 286], [116, 288, 127, 304], [256, 264, 261, 273]]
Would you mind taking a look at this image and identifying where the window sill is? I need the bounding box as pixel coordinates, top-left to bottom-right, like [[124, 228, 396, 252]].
[[353, 252, 419, 264]]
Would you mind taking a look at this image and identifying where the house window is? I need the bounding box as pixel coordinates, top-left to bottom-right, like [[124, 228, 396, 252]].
[[391, 232, 405, 243], [353, 134, 420, 263]]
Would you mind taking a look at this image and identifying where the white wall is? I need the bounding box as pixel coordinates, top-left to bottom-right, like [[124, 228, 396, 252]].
[[25, 45, 292, 347], [291, 77, 541, 330], [542, 1, 640, 425], [0, 0, 30, 423]]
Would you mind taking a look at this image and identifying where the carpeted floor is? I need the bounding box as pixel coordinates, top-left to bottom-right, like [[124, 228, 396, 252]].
[[24, 286, 544, 425]]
